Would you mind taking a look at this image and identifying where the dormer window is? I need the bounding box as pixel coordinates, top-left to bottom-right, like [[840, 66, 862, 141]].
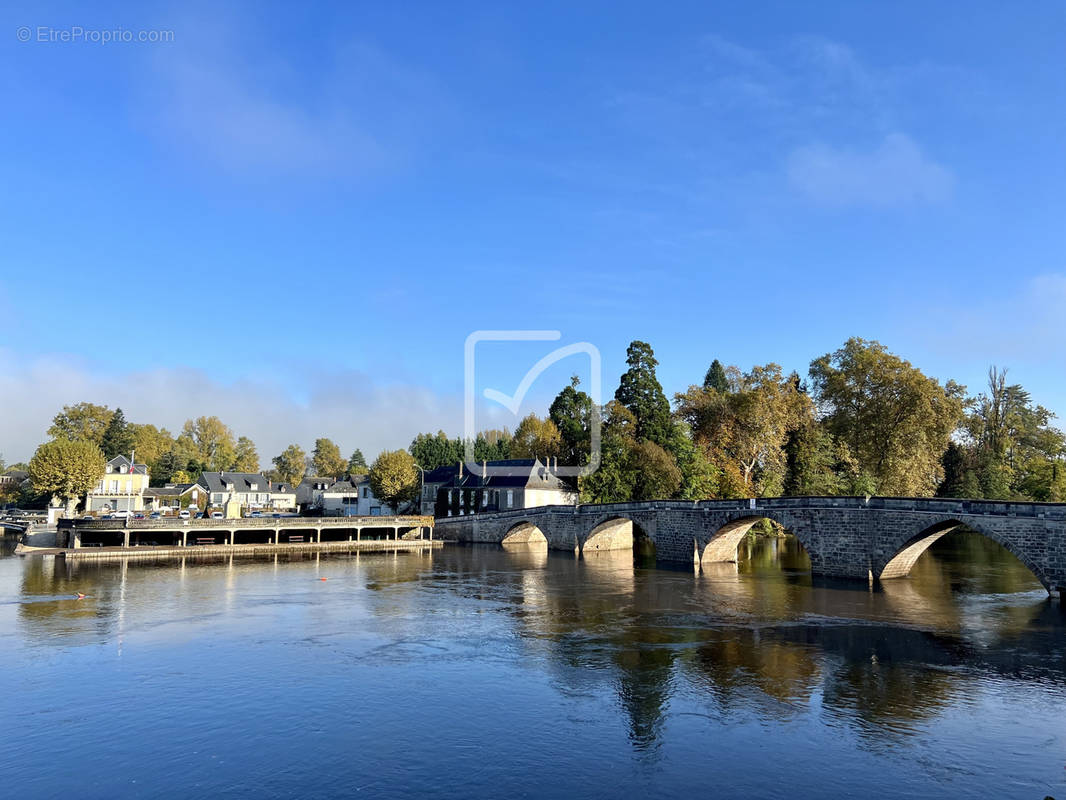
[[106, 465, 113, 474], [250, 483, 258, 491]]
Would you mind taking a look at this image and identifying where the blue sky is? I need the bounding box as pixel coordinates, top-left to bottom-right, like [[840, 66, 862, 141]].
[[1, 1, 1064, 463]]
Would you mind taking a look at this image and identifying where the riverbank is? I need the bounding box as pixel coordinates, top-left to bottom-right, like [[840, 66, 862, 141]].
[[15, 538, 444, 561]]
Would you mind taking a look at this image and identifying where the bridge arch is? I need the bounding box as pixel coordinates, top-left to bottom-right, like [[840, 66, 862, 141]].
[[501, 521, 548, 546], [700, 513, 814, 567], [879, 517, 1050, 590], [582, 515, 644, 554]]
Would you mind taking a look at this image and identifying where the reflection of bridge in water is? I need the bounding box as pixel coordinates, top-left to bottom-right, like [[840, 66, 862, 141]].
[[435, 497, 1066, 594], [433, 543, 1065, 749]]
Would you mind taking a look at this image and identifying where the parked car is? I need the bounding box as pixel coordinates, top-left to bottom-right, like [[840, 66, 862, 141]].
[[82, 515, 94, 520], [178, 510, 191, 520], [210, 511, 223, 519], [248, 511, 263, 518], [149, 512, 161, 519], [133, 513, 146, 520]]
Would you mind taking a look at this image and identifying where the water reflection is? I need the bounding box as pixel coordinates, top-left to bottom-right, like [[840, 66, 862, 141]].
[[2, 532, 1064, 798]]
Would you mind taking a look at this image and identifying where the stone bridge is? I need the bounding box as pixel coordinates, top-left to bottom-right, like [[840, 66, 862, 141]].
[[433, 497, 1066, 595]]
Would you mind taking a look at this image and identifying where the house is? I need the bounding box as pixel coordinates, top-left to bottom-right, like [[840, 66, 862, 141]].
[[419, 465, 457, 516], [143, 483, 206, 514], [85, 455, 150, 513], [0, 469, 29, 488], [320, 474, 393, 517], [296, 476, 335, 512], [197, 471, 297, 511], [430, 458, 579, 517]]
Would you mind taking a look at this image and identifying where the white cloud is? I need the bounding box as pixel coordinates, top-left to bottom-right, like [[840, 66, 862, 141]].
[[787, 133, 954, 209], [144, 27, 447, 177], [0, 352, 462, 465]]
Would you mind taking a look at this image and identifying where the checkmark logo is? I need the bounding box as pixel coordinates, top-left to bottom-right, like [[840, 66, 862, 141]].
[[465, 330, 602, 477]]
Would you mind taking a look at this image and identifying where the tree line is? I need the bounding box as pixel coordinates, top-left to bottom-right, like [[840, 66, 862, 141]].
[[407, 337, 1065, 503], [8, 336, 1065, 511]]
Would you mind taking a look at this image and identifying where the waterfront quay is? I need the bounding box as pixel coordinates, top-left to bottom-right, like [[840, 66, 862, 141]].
[[24, 515, 437, 560]]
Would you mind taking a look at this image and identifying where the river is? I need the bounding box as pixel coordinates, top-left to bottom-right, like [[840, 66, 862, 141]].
[[1, 532, 1063, 799]]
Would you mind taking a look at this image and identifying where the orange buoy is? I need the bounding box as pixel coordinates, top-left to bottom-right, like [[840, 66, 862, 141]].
[[319, 577, 328, 581], [75, 593, 86, 599]]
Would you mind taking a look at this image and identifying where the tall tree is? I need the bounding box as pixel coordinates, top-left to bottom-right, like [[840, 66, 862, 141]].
[[47, 402, 113, 446], [271, 444, 307, 486], [347, 448, 369, 473], [809, 338, 964, 496], [178, 416, 238, 473], [29, 438, 106, 516], [510, 414, 563, 460], [232, 436, 260, 472], [549, 376, 595, 467], [630, 440, 682, 501], [615, 341, 673, 447], [677, 363, 809, 497], [703, 359, 730, 393], [311, 437, 346, 477], [99, 407, 135, 459], [410, 431, 463, 470], [368, 449, 419, 511]]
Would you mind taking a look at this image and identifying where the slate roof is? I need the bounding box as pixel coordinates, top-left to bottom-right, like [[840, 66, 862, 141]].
[[106, 455, 149, 476], [432, 459, 576, 491], [198, 471, 273, 494], [322, 475, 369, 495]]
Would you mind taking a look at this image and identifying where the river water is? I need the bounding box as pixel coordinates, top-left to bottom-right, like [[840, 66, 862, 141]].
[[1, 533, 1063, 799]]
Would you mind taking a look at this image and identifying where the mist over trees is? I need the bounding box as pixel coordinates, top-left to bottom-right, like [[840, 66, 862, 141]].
[[11, 337, 1065, 507]]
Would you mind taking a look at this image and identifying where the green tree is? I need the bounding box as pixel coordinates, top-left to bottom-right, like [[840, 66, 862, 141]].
[[28, 439, 106, 516], [668, 422, 718, 500], [549, 376, 595, 467], [178, 416, 238, 472], [99, 407, 135, 459], [959, 366, 1066, 500], [347, 448, 369, 473], [271, 444, 307, 486], [48, 402, 113, 445], [310, 437, 346, 477], [703, 359, 730, 392], [368, 449, 419, 511], [232, 436, 260, 472], [677, 363, 808, 497], [630, 439, 682, 501], [580, 402, 638, 504], [809, 338, 964, 496], [615, 340, 673, 447], [410, 431, 463, 470], [472, 430, 512, 462], [510, 414, 563, 460]]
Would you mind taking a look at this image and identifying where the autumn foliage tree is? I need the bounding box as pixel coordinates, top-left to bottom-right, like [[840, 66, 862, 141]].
[[29, 438, 106, 516], [368, 449, 420, 511]]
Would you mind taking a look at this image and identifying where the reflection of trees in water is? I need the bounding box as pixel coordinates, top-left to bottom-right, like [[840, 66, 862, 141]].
[[684, 629, 821, 718], [913, 529, 1043, 596]]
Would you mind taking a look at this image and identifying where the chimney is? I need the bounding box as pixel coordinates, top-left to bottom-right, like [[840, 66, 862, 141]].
[[458, 461, 463, 479], [482, 460, 487, 479]]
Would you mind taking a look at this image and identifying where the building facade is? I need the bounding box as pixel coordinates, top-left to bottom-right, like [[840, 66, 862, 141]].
[[430, 459, 579, 518], [197, 471, 297, 511], [85, 455, 150, 513]]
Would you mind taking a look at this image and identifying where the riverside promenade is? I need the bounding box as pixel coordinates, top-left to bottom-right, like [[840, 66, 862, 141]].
[[18, 515, 437, 560]]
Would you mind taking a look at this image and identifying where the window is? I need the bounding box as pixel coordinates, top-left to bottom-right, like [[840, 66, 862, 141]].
[[250, 483, 258, 491], [506, 490, 514, 508], [110, 480, 119, 493], [362, 488, 368, 498]]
